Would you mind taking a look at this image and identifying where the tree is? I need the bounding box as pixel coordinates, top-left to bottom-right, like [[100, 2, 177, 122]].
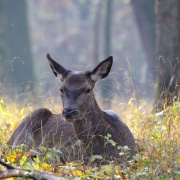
[[131, 0, 156, 80], [155, 0, 180, 110], [93, 0, 103, 64], [5, 0, 34, 91], [101, 0, 113, 106], [0, 0, 8, 84]]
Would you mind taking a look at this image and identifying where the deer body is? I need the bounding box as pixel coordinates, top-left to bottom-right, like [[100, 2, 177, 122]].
[[7, 54, 135, 163], [73, 108, 135, 160], [7, 108, 78, 162]]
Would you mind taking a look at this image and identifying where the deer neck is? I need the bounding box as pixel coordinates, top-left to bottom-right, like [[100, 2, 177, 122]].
[[73, 97, 104, 142]]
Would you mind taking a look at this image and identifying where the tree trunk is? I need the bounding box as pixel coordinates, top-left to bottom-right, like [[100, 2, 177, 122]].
[[131, 0, 156, 80], [102, 0, 113, 107], [93, 0, 103, 64], [5, 0, 35, 91], [104, 0, 113, 58], [155, 0, 180, 110], [0, 0, 8, 84]]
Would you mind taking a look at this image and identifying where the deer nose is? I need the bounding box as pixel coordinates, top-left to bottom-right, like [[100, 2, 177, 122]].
[[62, 109, 77, 119]]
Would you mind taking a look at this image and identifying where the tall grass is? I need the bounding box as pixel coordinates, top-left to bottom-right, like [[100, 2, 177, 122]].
[[0, 94, 180, 179]]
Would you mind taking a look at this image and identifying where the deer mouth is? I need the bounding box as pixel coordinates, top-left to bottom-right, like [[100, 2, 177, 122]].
[[64, 117, 76, 122], [62, 108, 79, 122]]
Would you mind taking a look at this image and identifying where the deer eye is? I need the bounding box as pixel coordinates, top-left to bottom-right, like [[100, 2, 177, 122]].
[[85, 89, 91, 94], [60, 88, 64, 93]]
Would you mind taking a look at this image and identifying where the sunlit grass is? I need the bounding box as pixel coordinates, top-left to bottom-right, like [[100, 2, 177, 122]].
[[0, 95, 180, 179]]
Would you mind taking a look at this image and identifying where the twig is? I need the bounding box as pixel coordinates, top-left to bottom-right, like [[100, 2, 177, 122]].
[[0, 160, 67, 180], [0, 160, 14, 170], [0, 169, 67, 180]]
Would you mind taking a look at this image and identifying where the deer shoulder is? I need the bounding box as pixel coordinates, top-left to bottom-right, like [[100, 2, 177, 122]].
[[103, 110, 135, 147], [7, 108, 52, 149], [7, 108, 76, 150]]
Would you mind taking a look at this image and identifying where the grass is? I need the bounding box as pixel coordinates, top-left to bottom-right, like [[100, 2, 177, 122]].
[[0, 95, 180, 179]]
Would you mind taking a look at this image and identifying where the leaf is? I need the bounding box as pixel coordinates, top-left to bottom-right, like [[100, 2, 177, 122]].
[[71, 169, 83, 177], [20, 155, 27, 166], [0, 96, 5, 107], [6, 154, 16, 163], [42, 163, 51, 170], [90, 155, 103, 162], [108, 139, 116, 147], [0, 96, 5, 112], [119, 152, 124, 156], [20, 107, 25, 116]]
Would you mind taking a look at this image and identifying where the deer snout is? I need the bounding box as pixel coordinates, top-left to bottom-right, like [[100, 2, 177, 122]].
[[62, 108, 77, 121]]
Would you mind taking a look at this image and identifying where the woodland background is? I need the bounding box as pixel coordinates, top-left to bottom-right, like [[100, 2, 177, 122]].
[[1, 0, 179, 109], [0, 1, 180, 179]]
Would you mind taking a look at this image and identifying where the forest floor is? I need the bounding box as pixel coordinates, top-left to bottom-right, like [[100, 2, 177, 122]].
[[0, 95, 180, 179]]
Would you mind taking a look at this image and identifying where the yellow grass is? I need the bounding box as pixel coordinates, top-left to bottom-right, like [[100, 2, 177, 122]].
[[0, 95, 180, 179]]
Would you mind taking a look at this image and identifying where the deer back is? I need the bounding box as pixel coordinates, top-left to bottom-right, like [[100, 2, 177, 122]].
[[7, 108, 79, 161]]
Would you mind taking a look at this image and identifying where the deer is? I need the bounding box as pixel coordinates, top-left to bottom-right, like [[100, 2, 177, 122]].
[[7, 54, 135, 163]]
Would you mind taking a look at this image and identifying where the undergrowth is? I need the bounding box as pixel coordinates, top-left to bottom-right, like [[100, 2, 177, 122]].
[[0, 96, 180, 179]]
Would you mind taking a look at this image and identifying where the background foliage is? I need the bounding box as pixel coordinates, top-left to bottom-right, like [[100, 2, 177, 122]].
[[0, 0, 180, 179]]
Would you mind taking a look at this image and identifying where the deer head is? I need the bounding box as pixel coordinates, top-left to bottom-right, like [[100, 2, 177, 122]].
[[47, 54, 113, 122]]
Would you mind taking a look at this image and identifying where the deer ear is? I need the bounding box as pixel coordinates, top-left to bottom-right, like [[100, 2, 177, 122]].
[[47, 53, 67, 80], [91, 56, 113, 82]]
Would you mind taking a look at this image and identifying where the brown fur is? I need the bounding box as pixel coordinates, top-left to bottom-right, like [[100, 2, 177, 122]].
[[7, 108, 79, 162], [7, 54, 135, 163]]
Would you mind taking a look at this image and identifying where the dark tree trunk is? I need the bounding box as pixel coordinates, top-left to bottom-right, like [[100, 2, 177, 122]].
[[155, 0, 180, 110], [0, 0, 8, 84], [104, 0, 113, 58], [93, 0, 103, 64], [102, 0, 113, 106], [0, 0, 7, 61], [131, 0, 156, 80], [5, 0, 35, 91]]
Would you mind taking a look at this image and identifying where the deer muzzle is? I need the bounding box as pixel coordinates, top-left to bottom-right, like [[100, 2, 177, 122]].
[[62, 108, 78, 122]]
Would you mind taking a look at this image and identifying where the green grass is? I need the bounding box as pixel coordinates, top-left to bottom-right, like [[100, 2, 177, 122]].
[[0, 95, 180, 179]]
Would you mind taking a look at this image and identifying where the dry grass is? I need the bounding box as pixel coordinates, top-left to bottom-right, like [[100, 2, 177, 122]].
[[0, 95, 180, 179]]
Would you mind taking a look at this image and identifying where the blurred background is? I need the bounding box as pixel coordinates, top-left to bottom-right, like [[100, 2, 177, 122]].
[[0, 0, 179, 109]]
